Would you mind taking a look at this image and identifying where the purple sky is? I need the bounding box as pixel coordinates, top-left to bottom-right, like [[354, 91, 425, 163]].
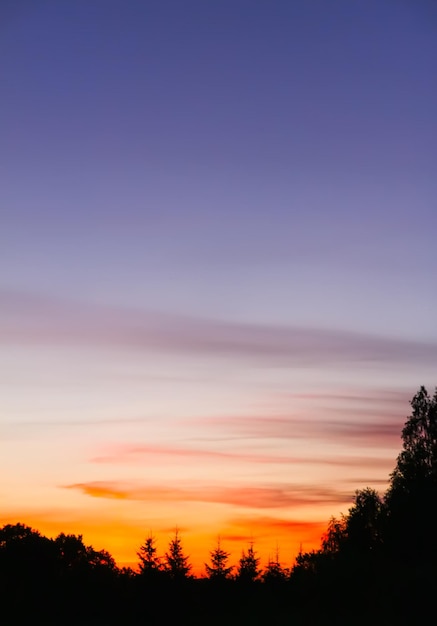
[[1, 0, 436, 569]]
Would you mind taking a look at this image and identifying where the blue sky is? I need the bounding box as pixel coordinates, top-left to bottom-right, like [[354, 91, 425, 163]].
[[1, 0, 436, 570]]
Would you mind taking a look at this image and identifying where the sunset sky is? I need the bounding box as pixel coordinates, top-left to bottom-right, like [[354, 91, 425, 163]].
[[1, 1, 436, 573]]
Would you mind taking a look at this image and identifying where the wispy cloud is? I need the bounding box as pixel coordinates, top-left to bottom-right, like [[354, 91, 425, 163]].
[[228, 516, 327, 535], [91, 444, 278, 464], [224, 516, 328, 546], [66, 481, 351, 510], [1, 288, 436, 367], [91, 442, 394, 472], [284, 388, 413, 406], [201, 414, 402, 448]]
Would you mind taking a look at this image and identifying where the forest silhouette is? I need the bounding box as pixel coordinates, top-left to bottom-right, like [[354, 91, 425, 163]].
[[1, 386, 436, 625]]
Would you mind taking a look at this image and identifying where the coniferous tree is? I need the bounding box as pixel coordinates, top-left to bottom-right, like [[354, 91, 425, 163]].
[[205, 537, 233, 580], [262, 548, 289, 583], [137, 534, 161, 578], [236, 542, 260, 583], [163, 529, 191, 580]]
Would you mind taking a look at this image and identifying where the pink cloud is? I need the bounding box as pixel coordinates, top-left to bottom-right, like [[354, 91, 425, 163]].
[[91, 442, 320, 465], [201, 412, 403, 448], [91, 442, 394, 472]]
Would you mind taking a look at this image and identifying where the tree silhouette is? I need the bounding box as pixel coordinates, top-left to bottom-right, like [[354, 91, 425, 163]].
[[346, 488, 384, 554], [0, 523, 56, 580], [319, 490, 384, 559], [386, 386, 437, 561], [163, 529, 191, 580], [86, 547, 117, 573], [236, 542, 260, 583], [289, 387, 437, 625], [55, 533, 89, 574], [292, 547, 324, 576], [388, 386, 437, 493], [0, 522, 41, 546], [137, 533, 161, 578], [0, 524, 62, 622], [321, 515, 347, 554], [205, 537, 233, 580], [262, 548, 288, 583]]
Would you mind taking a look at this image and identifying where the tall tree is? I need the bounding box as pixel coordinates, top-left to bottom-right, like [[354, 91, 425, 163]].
[[205, 537, 233, 580], [385, 386, 437, 560], [388, 386, 437, 494], [163, 529, 191, 580], [137, 534, 161, 578]]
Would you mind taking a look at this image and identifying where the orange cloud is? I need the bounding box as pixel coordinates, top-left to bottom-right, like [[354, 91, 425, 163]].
[[66, 481, 351, 510], [65, 482, 177, 501], [228, 515, 326, 536], [224, 515, 328, 550]]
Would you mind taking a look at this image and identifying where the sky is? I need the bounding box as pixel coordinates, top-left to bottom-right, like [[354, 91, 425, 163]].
[[1, 0, 436, 573]]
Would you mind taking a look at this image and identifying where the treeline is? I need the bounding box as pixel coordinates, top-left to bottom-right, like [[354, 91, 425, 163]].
[[1, 386, 436, 625], [137, 529, 290, 582]]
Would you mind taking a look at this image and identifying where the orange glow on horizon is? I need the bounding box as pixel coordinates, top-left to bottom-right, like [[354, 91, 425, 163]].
[[0, 508, 327, 576]]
